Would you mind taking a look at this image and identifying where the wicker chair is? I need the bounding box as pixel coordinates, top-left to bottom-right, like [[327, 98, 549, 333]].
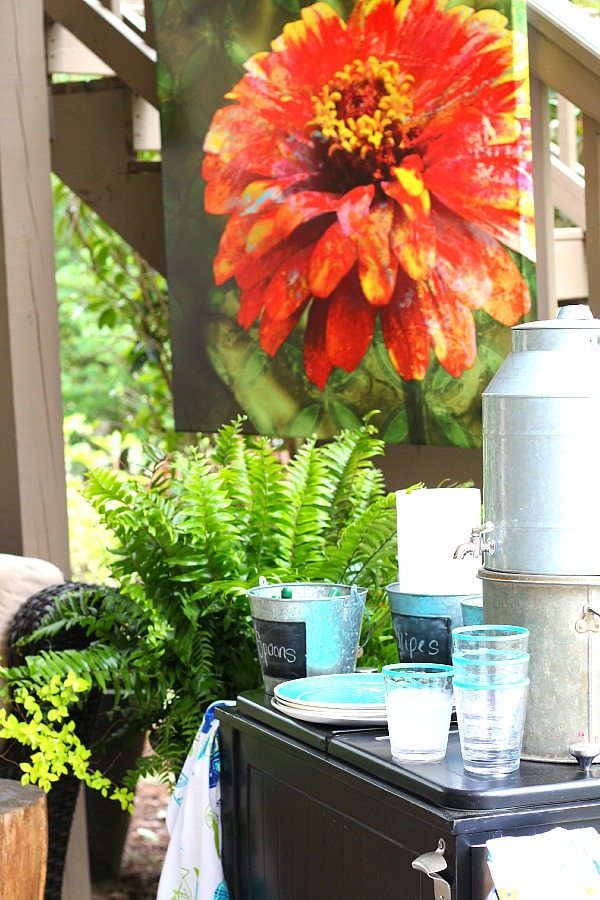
[[0, 582, 106, 900]]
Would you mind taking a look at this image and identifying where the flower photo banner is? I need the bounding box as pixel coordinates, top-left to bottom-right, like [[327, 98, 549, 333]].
[[153, 0, 536, 445]]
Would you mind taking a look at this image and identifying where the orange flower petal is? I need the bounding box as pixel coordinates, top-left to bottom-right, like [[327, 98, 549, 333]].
[[357, 203, 397, 306], [347, 0, 401, 56], [337, 185, 375, 236], [271, 4, 350, 94], [478, 246, 531, 325], [418, 276, 478, 377], [304, 299, 333, 390], [213, 214, 255, 285], [388, 203, 436, 282], [203, 106, 291, 178], [432, 206, 530, 322], [309, 221, 357, 297], [395, 0, 516, 120], [237, 284, 265, 329], [423, 107, 535, 259], [236, 218, 327, 290], [202, 156, 256, 216], [246, 191, 339, 257], [235, 238, 299, 291], [260, 305, 306, 356], [263, 244, 313, 322], [326, 272, 377, 371], [380, 273, 432, 380]]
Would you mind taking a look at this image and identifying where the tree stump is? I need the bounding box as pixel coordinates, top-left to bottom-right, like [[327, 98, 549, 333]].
[[0, 780, 47, 900]]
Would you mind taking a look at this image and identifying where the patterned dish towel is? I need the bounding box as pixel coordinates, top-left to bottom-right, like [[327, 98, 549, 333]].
[[486, 827, 600, 899], [157, 701, 235, 900]]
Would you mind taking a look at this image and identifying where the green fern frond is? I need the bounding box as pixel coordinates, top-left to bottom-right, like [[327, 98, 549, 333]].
[[175, 449, 244, 582], [16, 585, 118, 647], [212, 418, 255, 540], [212, 415, 246, 467], [244, 438, 288, 575], [5, 645, 133, 696], [320, 420, 385, 541], [310, 493, 397, 586], [347, 466, 386, 514], [276, 438, 332, 571]]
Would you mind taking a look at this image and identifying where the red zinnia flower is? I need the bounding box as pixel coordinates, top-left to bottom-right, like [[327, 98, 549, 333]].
[[202, 0, 534, 390]]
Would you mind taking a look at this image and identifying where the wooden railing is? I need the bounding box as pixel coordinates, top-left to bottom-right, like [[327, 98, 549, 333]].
[[528, 0, 600, 318], [45, 0, 159, 150]]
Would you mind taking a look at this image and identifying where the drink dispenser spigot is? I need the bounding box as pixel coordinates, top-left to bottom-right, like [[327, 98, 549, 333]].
[[453, 522, 495, 562]]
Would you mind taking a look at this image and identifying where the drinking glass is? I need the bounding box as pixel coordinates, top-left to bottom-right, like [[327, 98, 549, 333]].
[[452, 625, 529, 656], [382, 663, 454, 763], [454, 677, 530, 776]]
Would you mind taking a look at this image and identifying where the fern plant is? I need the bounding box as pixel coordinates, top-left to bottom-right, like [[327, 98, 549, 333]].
[[4, 416, 402, 789]]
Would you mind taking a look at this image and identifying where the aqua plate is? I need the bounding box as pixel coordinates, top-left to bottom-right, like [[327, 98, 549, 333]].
[[274, 673, 385, 709]]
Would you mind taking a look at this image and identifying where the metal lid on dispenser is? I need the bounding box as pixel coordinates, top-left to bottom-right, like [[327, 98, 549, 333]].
[[484, 305, 600, 402], [511, 305, 600, 353]]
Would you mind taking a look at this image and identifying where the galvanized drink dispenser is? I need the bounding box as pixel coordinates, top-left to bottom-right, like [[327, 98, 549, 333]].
[[459, 306, 600, 764]]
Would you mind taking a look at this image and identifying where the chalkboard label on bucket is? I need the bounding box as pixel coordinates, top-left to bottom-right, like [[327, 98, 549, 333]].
[[391, 613, 452, 665], [253, 617, 307, 680]]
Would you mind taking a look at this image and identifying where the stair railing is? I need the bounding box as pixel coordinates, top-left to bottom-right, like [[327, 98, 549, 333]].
[[528, 0, 600, 317]]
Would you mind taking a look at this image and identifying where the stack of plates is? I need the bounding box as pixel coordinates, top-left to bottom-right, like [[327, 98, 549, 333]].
[[272, 673, 387, 725]]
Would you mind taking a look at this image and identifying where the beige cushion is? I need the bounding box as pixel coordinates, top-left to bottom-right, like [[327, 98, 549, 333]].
[[0, 554, 64, 667]]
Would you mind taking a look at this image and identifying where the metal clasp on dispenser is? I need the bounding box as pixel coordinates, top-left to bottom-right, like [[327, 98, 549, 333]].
[[574, 604, 600, 634], [412, 838, 452, 900], [453, 522, 496, 561]]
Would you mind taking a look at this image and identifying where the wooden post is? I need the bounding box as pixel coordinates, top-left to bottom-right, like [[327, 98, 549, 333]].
[[0, 780, 47, 900], [582, 113, 600, 317], [0, 0, 70, 572], [529, 73, 557, 320]]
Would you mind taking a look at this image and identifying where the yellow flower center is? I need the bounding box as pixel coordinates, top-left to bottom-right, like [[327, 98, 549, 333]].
[[310, 56, 416, 184]]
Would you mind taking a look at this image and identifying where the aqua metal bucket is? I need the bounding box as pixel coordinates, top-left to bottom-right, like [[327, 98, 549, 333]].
[[248, 582, 368, 693], [386, 583, 480, 666], [460, 596, 484, 626]]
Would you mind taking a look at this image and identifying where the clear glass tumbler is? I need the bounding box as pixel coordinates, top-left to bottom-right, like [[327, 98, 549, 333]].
[[452, 649, 529, 685], [383, 663, 454, 763], [452, 625, 529, 656], [454, 677, 530, 776]]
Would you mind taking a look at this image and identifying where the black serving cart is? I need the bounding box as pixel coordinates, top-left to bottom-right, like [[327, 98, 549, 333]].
[[217, 691, 600, 900]]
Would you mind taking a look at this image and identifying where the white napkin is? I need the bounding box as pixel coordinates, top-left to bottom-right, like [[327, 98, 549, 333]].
[[157, 701, 235, 900], [486, 827, 600, 899]]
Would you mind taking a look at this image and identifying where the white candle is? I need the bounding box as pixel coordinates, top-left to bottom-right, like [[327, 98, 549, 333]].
[[396, 487, 482, 595]]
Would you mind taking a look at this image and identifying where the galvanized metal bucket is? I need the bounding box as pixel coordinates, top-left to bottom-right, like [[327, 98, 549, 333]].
[[386, 583, 481, 666], [460, 595, 484, 626], [481, 568, 600, 763], [248, 581, 368, 693]]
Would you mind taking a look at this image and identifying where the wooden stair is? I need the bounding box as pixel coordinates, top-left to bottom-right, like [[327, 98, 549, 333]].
[[44, 0, 165, 274]]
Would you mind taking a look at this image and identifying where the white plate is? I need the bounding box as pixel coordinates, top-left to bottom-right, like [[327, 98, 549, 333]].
[[274, 673, 385, 709], [271, 697, 388, 726]]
